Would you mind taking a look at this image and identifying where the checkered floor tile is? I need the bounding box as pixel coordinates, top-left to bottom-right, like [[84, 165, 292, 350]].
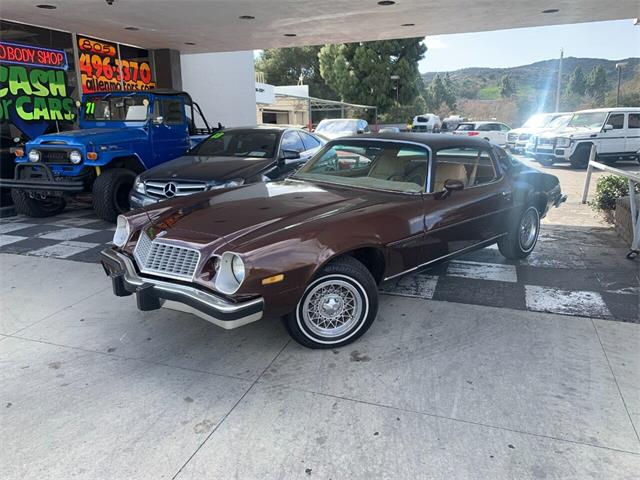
[[1, 206, 638, 323]]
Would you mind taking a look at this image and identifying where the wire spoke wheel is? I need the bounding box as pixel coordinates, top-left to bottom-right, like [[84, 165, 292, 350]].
[[301, 279, 363, 339], [519, 208, 539, 251]]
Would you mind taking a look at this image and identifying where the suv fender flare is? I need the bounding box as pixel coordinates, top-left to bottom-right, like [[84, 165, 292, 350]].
[[91, 152, 147, 174]]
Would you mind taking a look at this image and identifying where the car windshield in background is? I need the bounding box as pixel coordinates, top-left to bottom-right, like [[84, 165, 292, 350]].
[[85, 95, 149, 122], [455, 123, 476, 131], [192, 131, 278, 158], [293, 140, 428, 193], [547, 115, 572, 129], [316, 120, 359, 133], [568, 112, 608, 129], [522, 114, 554, 128]]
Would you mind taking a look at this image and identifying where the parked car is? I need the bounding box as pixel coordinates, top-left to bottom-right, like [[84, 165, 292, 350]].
[[506, 112, 572, 153], [453, 121, 511, 145], [379, 127, 401, 133], [315, 119, 370, 139], [129, 127, 325, 208], [411, 114, 441, 132], [441, 115, 466, 132], [2, 90, 216, 222], [529, 108, 640, 168], [101, 133, 565, 349], [524, 114, 573, 159]]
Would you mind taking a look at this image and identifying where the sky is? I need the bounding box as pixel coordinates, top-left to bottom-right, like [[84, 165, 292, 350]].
[[418, 19, 640, 73]]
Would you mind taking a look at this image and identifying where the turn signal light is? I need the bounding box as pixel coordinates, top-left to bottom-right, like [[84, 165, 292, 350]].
[[87, 152, 98, 160], [261, 274, 284, 285], [468, 132, 479, 136], [14, 148, 24, 157]]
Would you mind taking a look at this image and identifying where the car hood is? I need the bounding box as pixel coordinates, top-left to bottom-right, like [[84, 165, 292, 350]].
[[316, 131, 356, 140], [539, 126, 597, 138], [509, 127, 548, 136], [29, 128, 147, 147], [142, 180, 385, 249], [139, 155, 276, 183]]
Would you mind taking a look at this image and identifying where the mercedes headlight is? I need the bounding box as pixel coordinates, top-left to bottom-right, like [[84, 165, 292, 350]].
[[28, 150, 40, 162], [112, 215, 131, 247], [556, 137, 571, 148], [214, 252, 246, 294], [69, 150, 82, 164], [133, 176, 146, 194]]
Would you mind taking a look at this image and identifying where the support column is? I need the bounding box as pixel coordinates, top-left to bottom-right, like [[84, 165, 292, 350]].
[[152, 49, 182, 90]]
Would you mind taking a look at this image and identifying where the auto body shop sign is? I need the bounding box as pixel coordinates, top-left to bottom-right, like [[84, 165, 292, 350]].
[[0, 41, 75, 122]]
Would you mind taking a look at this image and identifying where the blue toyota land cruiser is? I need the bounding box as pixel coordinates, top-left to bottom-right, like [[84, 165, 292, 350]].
[[3, 90, 217, 222]]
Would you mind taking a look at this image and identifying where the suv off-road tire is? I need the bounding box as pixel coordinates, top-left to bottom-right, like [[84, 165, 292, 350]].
[[283, 256, 378, 349], [10, 189, 66, 218], [569, 143, 592, 169], [92, 168, 136, 223], [498, 206, 540, 259]]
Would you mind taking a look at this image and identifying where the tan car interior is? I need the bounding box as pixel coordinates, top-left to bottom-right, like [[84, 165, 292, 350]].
[[433, 150, 497, 191], [368, 150, 427, 188]]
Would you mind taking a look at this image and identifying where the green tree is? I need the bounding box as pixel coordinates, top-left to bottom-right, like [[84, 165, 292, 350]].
[[255, 46, 336, 99], [566, 66, 587, 95], [318, 38, 427, 116], [586, 65, 607, 106], [424, 74, 456, 112], [500, 75, 516, 98]]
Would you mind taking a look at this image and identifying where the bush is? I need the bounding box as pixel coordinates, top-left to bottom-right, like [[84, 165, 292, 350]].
[[589, 175, 639, 212]]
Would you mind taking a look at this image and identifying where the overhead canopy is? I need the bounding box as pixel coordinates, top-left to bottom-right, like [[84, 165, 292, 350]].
[[1, 0, 637, 53]]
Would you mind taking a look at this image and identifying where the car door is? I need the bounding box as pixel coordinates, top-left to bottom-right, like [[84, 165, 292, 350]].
[[151, 97, 190, 166], [626, 112, 640, 154], [598, 112, 625, 155], [422, 145, 512, 260]]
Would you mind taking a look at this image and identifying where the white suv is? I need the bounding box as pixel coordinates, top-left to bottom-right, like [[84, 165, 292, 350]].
[[506, 112, 571, 153], [530, 108, 640, 168]]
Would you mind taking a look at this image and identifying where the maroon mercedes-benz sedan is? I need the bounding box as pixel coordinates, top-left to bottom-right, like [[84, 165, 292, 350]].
[[101, 134, 565, 348]]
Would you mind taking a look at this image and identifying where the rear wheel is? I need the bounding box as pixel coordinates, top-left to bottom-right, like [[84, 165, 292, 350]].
[[283, 256, 378, 349], [92, 168, 136, 223], [498, 206, 540, 259], [10, 189, 66, 217], [569, 143, 592, 169]]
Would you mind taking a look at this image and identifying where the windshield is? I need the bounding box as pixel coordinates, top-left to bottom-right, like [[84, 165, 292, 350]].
[[547, 115, 572, 129], [192, 130, 278, 158], [316, 120, 359, 133], [293, 140, 428, 193], [84, 95, 149, 122], [522, 114, 553, 129], [568, 112, 608, 129], [456, 123, 476, 131]]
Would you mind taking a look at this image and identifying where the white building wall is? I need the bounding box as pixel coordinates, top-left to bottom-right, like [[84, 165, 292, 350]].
[[180, 50, 256, 127]]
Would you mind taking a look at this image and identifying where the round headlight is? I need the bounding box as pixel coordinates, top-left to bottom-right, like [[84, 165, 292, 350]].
[[231, 255, 245, 283], [133, 176, 146, 194], [28, 150, 40, 162], [112, 215, 131, 247], [215, 252, 246, 294], [69, 150, 82, 164]]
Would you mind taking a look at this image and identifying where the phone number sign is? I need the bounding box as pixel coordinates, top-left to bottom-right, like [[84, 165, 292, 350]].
[[78, 37, 155, 93]]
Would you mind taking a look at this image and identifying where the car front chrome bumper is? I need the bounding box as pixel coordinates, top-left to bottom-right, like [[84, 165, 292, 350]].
[[100, 247, 264, 329]]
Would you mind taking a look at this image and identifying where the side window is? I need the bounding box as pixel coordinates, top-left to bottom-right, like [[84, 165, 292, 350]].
[[627, 114, 640, 129], [500, 124, 511, 132], [162, 99, 184, 125], [607, 114, 624, 130], [281, 131, 305, 153], [433, 147, 498, 191], [299, 132, 321, 150], [476, 124, 492, 131]]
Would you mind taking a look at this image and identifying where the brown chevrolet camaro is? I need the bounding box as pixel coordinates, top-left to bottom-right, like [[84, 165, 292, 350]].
[[101, 133, 565, 348]]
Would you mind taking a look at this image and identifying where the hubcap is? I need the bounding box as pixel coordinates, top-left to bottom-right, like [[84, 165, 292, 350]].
[[301, 279, 363, 338], [519, 208, 538, 251]]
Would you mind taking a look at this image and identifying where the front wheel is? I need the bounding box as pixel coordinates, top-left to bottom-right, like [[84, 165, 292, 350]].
[[11, 189, 66, 217], [569, 144, 591, 169], [92, 168, 136, 223], [283, 256, 378, 349], [498, 206, 540, 259]]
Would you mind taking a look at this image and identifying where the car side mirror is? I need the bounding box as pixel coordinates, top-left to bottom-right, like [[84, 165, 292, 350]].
[[281, 149, 301, 160], [152, 116, 164, 125], [603, 124, 613, 131], [439, 179, 464, 199]]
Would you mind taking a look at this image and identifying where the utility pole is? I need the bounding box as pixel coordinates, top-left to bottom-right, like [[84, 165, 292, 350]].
[[616, 62, 628, 107], [554, 48, 563, 112], [390, 75, 400, 103]]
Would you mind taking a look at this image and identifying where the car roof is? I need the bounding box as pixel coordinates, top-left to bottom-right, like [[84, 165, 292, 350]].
[[575, 107, 639, 114], [337, 132, 499, 149], [223, 125, 310, 133]]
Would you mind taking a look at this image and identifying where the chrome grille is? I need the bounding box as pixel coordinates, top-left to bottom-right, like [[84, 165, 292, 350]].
[[507, 133, 518, 142], [518, 133, 531, 141], [133, 232, 200, 280], [145, 180, 208, 199], [538, 138, 555, 146]]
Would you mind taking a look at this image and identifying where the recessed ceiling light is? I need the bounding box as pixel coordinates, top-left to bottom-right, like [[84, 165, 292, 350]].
[[542, 8, 559, 13], [238, 15, 255, 20], [36, 4, 57, 9], [124, 26, 139, 31], [184, 42, 196, 45], [284, 33, 297, 37], [378, 1, 396, 5], [401, 23, 415, 26]]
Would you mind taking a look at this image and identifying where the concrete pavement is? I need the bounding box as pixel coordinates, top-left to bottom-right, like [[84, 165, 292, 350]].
[[1, 253, 639, 479]]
